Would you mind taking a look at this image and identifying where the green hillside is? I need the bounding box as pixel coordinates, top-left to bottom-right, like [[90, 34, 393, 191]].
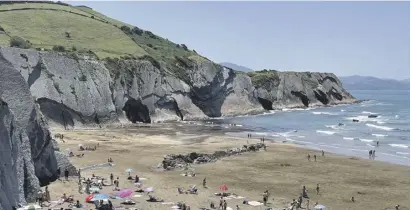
[[0, 1, 207, 79]]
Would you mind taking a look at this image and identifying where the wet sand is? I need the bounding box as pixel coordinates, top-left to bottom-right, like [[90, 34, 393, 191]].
[[46, 123, 410, 210]]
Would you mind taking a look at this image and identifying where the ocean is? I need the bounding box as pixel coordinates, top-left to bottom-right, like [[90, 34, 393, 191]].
[[203, 90, 410, 166]]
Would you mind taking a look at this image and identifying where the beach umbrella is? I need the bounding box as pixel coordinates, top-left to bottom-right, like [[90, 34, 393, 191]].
[[314, 204, 326, 210], [219, 184, 228, 191], [125, 168, 133, 173], [85, 194, 95, 203], [117, 189, 133, 198], [90, 194, 110, 202], [144, 187, 154, 192]]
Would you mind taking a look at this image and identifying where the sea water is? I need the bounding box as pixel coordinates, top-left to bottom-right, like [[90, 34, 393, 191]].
[[205, 90, 410, 166]]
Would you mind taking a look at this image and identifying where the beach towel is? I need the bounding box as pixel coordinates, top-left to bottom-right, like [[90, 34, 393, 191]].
[[161, 202, 175, 205], [132, 194, 142, 198], [248, 201, 263, 206]]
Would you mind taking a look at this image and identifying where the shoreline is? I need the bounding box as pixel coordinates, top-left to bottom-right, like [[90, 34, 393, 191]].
[[45, 124, 410, 210]]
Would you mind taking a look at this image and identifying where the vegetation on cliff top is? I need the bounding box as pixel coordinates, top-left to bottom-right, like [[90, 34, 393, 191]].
[[247, 69, 280, 90], [0, 1, 208, 81]]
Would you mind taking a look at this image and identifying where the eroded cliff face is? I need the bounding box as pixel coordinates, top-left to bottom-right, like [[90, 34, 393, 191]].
[[0, 47, 356, 129], [0, 53, 60, 210]]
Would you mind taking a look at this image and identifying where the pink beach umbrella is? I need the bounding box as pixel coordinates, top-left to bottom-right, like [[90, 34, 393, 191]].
[[117, 189, 133, 198]]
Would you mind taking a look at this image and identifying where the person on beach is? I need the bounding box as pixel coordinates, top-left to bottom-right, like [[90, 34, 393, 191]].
[[236, 205, 240, 210], [263, 190, 269, 206], [110, 173, 114, 185], [302, 186, 308, 198], [369, 150, 372, 159], [57, 167, 61, 181], [219, 197, 224, 209], [78, 181, 82, 194], [351, 196, 355, 202], [314, 155, 317, 162], [44, 186, 50, 202], [135, 175, 139, 183], [307, 154, 311, 161], [321, 150, 324, 157], [395, 204, 400, 210], [377, 141, 379, 147], [372, 150, 376, 159], [306, 199, 310, 210], [37, 189, 43, 206], [203, 177, 207, 188], [64, 168, 69, 181], [316, 184, 320, 195], [223, 200, 228, 210]]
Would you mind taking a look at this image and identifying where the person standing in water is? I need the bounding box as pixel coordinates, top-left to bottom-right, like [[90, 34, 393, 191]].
[[376, 141, 379, 147]]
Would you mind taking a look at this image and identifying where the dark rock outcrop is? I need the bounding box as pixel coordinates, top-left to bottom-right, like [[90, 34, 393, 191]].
[[160, 143, 266, 170]]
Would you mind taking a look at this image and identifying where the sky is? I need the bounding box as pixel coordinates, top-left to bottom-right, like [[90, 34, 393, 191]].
[[72, 1, 410, 80]]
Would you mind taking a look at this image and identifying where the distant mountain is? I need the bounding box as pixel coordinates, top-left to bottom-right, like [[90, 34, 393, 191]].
[[339, 75, 410, 90], [219, 62, 254, 72]]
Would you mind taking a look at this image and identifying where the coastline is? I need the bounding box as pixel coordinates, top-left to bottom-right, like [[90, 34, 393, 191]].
[[46, 123, 410, 210]]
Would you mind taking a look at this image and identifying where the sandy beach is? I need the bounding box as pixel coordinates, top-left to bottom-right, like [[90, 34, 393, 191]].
[[44, 123, 410, 210]]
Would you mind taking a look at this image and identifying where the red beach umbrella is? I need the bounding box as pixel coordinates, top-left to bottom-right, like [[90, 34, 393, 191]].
[[85, 194, 94, 203], [219, 185, 228, 191]]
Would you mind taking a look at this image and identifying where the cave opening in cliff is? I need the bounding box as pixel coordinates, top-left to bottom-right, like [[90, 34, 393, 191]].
[[37, 98, 75, 130], [257, 97, 273, 110], [291, 91, 310, 107], [123, 98, 151, 123]]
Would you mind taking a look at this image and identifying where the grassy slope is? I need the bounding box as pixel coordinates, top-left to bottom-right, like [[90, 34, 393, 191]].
[[247, 70, 280, 90], [0, 2, 208, 81]]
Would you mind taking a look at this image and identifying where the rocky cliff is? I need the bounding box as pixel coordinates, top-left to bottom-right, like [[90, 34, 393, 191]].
[[0, 47, 356, 129], [0, 51, 61, 209]]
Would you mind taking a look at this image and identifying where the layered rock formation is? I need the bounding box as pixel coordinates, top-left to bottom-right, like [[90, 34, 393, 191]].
[[0, 47, 356, 129], [0, 52, 60, 209]]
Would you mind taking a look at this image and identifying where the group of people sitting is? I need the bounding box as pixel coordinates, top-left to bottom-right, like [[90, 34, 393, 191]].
[[177, 185, 198, 194]]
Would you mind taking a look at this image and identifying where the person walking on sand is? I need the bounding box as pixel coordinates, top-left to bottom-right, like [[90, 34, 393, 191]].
[[202, 177, 207, 188], [314, 155, 317, 162], [78, 181, 82, 194], [369, 150, 372, 159], [307, 154, 311, 161], [64, 168, 69, 181], [223, 200, 228, 210], [372, 150, 376, 160], [219, 197, 223, 209], [110, 173, 114, 185], [316, 184, 320, 195]]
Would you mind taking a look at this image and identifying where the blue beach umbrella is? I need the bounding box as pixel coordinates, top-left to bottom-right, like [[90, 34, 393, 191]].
[[90, 194, 110, 201]]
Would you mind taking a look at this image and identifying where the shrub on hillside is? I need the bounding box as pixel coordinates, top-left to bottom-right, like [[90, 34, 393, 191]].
[[147, 43, 153, 48], [181, 44, 188, 51], [0, 25, 4, 32], [71, 46, 77, 51], [52, 45, 66, 52], [10, 36, 31, 49], [144, 31, 157, 39], [132, 27, 144, 36], [120, 26, 132, 34]]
